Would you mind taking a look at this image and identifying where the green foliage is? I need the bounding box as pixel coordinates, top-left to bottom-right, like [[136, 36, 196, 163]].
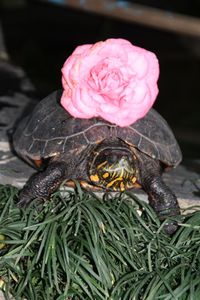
[[0, 184, 200, 299]]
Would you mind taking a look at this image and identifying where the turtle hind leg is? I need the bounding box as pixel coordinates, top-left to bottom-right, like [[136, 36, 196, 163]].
[[17, 161, 68, 208], [137, 153, 180, 235]]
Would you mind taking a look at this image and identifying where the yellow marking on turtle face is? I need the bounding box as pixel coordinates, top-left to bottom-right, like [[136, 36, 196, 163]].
[[120, 169, 124, 178], [90, 174, 100, 182], [97, 161, 108, 169], [111, 171, 116, 178], [106, 177, 123, 188], [103, 172, 109, 178], [132, 177, 137, 184], [120, 182, 125, 191], [126, 182, 131, 188]]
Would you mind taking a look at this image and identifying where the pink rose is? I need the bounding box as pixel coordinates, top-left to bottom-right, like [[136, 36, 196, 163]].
[[61, 38, 159, 127]]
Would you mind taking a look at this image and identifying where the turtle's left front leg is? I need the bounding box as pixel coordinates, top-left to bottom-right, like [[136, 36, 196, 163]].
[[138, 154, 180, 235], [18, 161, 68, 208]]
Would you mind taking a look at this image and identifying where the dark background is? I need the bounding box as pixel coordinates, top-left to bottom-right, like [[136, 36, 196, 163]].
[[0, 0, 200, 160]]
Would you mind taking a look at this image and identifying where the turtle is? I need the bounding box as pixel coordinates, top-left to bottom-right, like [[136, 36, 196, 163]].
[[13, 90, 182, 234]]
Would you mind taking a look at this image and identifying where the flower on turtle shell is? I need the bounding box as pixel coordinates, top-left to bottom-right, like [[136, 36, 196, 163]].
[[61, 38, 159, 127]]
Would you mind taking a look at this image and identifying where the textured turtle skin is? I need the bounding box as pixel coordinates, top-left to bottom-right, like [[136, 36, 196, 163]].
[[13, 90, 182, 167], [13, 90, 182, 235]]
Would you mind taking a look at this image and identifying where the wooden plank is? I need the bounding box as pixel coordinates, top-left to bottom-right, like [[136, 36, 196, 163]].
[[41, 0, 200, 37]]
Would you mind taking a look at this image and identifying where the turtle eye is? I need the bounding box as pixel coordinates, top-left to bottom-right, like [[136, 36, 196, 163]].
[[106, 153, 118, 164], [104, 150, 126, 164]]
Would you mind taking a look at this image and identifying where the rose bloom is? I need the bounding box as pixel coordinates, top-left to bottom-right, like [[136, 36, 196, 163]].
[[61, 38, 159, 127]]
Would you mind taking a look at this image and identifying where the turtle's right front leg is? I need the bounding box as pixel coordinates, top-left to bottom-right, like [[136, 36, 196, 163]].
[[18, 161, 68, 208], [137, 152, 180, 235]]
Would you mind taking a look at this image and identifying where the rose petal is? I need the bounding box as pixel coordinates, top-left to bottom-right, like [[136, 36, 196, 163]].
[[99, 102, 120, 114], [72, 88, 97, 116], [61, 38, 160, 127], [61, 91, 90, 118]]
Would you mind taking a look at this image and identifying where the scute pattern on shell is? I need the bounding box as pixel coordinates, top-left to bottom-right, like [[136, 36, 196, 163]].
[[13, 90, 114, 160], [13, 90, 182, 167], [118, 109, 182, 166]]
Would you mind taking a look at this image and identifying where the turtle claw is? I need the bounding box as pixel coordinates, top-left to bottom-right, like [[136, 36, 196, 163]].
[[17, 184, 38, 208], [163, 220, 178, 235], [17, 191, 33, 208]]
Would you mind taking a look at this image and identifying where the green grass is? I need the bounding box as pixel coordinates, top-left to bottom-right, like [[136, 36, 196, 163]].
[[0, 183, 200, 300]]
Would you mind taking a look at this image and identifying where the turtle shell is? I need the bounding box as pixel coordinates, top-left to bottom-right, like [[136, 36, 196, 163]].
[[13, 90, 182, 167]]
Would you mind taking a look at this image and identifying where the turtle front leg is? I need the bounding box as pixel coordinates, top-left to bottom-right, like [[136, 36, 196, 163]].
[[138, 154, 180, 235], [144, 177, 180, 234], [18, 161, 68, 208]]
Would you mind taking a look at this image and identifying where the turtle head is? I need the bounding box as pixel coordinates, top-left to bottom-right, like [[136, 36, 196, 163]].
[[89, 139, 138, 191]]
